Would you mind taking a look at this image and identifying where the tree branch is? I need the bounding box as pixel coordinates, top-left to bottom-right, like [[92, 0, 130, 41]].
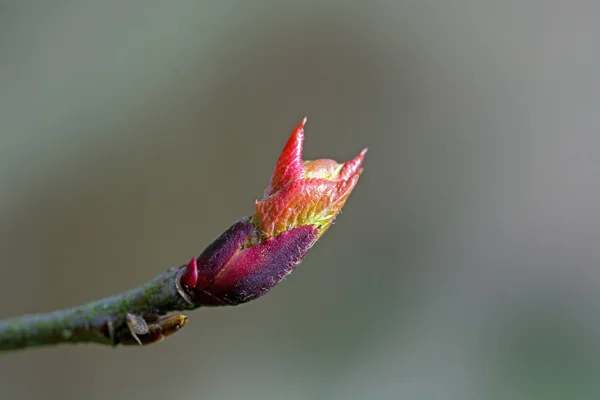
[[0, 264, 195, 351]]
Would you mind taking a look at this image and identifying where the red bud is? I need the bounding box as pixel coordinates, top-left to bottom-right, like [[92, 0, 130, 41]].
[[178, 118, 364, 306], [180, 257, 198, 290]]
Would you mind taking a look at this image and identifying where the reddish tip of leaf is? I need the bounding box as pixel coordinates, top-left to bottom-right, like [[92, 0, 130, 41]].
[[340, 147, 367, 180], [180, 257, 198, 290], [265, 118, 307, 197]]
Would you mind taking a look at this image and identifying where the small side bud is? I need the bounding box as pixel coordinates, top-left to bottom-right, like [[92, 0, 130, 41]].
[[120, 314, 188, 346], [158, 314, 188, 337], [180, 257, 198, 290]]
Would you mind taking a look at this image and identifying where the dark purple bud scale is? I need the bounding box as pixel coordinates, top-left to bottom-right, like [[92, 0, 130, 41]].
[[187, 218, 319, 306], [195, 218, 254, 289]]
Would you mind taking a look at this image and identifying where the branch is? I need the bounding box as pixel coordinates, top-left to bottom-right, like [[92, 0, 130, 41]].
[[0, 265, 194, 351]]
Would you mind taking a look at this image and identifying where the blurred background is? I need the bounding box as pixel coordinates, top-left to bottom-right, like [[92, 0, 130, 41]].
[[1, 1, 599, 399]]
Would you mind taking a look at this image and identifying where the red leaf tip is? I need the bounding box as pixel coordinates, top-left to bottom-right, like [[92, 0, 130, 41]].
[[265, 118, 307, 198], [340, 147, 367, 180]]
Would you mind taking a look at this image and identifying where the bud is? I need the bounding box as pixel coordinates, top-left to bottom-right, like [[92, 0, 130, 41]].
[[120, 314, 188, 346], [181, 118, 366, 305]]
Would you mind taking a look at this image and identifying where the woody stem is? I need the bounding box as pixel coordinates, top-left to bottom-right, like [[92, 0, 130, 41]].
[[0, 265, 196, 352]]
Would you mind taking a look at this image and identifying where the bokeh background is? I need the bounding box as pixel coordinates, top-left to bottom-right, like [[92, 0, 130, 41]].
[[1, 1, 599, 399]]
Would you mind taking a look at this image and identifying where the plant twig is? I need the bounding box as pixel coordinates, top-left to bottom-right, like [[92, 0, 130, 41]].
[[0, 117, 366, 353], [0, 265, 195, 351]]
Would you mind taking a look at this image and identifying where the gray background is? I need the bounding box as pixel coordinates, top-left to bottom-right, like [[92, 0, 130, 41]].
[[1, 1, 599, 399]]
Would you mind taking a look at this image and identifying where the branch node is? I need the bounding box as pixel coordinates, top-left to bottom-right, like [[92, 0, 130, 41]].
[[175, 268, 195, 306]]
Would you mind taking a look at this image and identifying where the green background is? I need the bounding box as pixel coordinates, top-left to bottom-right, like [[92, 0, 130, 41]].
[[1, 1, 599, 399]]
